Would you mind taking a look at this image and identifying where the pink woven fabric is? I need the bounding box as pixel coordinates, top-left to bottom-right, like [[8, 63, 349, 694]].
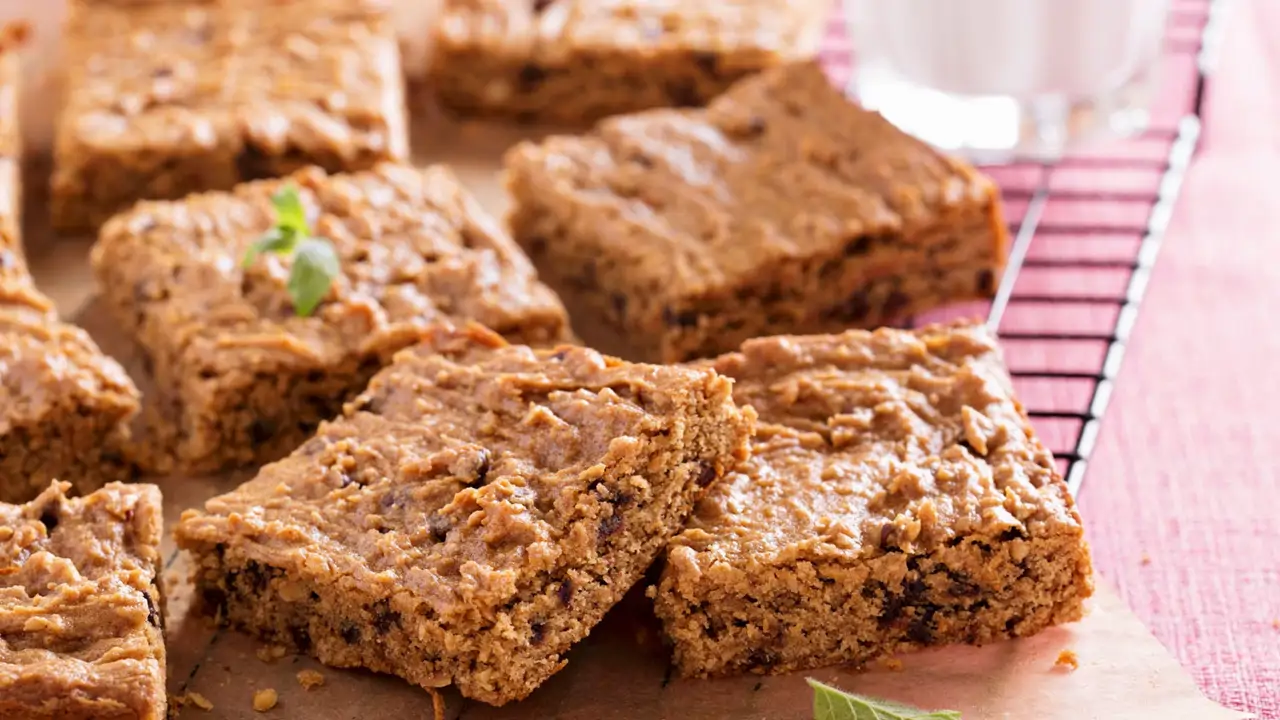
[[827, 1, 1279, 716]]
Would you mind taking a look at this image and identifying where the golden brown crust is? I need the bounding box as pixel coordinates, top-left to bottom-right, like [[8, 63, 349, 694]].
[[653, 322, 1093, 677], [51, 0, 409, 232], [91, 163, 572, 474], [0, 47, 141, 502], [174, 322, 755, 705], [505, 61, 1009, 362], [0, 482, 166, 720], [430, 0, 833, 124]]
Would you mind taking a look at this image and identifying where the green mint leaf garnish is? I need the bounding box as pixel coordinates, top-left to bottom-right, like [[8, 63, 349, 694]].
[[808, 679, 961, 720], [241, 182, 339, 317], [241, 228, 296, 269], [270, 184, 309, 235], [288, 238, 340, 317]]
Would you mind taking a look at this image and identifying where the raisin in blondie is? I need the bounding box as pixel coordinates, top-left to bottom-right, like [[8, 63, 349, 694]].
[[175, 323, 754, 705], [0, 482, 166, 719], [506, 62, 1008, 362], [52, 0, 408, 232], [429, 0, 832, 124], [91, 164, 571, 474], [653, 323, 1093, 676]]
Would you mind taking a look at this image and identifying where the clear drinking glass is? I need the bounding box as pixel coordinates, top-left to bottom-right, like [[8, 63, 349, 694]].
[[846, 0, 1172, 162]]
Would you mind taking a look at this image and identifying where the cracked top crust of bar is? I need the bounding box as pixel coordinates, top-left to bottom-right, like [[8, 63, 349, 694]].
[[438, 0, 831, 65], [0, 40, 139, 436], [58, 0, 405, 160], [92, 163, 571, 375], [667, 323, 1083, 573], [505, 61, 1001, 295], [176, 323, 751, 618], [0, 482, 164, 715]]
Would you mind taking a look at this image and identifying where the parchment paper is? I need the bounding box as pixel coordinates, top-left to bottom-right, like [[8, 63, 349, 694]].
[[4, 2, 1250, 716]]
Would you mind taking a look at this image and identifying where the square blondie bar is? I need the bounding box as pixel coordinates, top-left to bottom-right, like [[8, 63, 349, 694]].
[[175, 323, 755, 705], [52, 0, 408, 232], [653, 323, 1094, 677], [0, 482, 166, 719], [506, 61, 1009, 362], [91, 164, 572, 474], [430, 0, 832, 124], [0, 35, 140, 503]]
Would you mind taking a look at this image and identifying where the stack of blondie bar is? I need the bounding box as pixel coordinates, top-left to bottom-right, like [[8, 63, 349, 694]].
[[1, 2, 1093, 716]]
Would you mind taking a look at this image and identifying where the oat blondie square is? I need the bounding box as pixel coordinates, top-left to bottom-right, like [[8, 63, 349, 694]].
[[506, 61, 1009, 362], [653, 323, 1094, 677], [174, 323, 755, 705], [0, 482, 166, 719], [52, 0, 408, 233], [430, 0, 832, 124], [91, 163, 572, 474], [1, 33, 140, 503]]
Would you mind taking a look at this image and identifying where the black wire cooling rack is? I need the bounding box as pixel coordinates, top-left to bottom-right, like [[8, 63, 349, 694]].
[[828, 0, 1224, 496], [983, 0, 1224, 495]]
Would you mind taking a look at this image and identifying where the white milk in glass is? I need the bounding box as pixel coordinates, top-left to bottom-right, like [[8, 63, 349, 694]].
[[847, 0, 1172, 162]]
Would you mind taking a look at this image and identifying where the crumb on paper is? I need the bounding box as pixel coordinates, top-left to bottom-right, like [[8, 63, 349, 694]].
[[256, 644, 288, 662], [429, 688, 446, 720], [297, 669, 325, 690], [879, 657, 904, 672], [174, 692, 214, 712], [252, 688, 278, 712], [1140, 553, 1152, 566], [1054, 649, 1079, 672]]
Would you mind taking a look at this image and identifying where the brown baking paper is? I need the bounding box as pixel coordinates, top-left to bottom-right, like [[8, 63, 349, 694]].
[[20, 82, 1244, 720]]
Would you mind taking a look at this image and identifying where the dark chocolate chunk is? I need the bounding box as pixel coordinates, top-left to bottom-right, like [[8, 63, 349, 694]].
[[235, 142, 275, 182], [517, 63, 547, 90], [843, 236, 872, 256], [662, 306, 699, 328], [697, 462, 718, 487], [834, 289, 871, 323], [977, 268, 996, 295], [598, 513, 623, 540], [427, 514, 452, 543], [248, 419, 276, 445], [882, 290, 911, 318], [372, 600, 401, 634], [556, 579, 573, 606], [692, 51, 719, 75], [144, 591, 162, 628], [746, 648, 779, 670], [997, 526, 1025, 542], [340, 624, 362, 644], [667, 79, 701, 107], [241, 560, 269, 593], [530, 622, 547, 645], [906, 606, 938, 644]]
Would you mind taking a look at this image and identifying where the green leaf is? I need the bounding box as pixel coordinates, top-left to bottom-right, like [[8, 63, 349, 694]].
[[241, 228, 297, 269], [270, 183, 309, 235], [287, 237, 339, 317], [808, 679, 961, 720]]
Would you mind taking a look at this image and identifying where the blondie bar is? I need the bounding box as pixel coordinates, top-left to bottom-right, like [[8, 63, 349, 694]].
[[0, 482, 166, 719], [430, 0, 832, 124], [0, 33, 140, 503], [91, 164, 572, 474], [52, 0, 408, 233], [506, 61, 1009, 362], [175, 323, 755, 705], [653, 323, 1094, 677]]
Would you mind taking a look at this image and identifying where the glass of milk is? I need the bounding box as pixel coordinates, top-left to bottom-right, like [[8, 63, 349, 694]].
[[846, 0, 1172, 162]]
